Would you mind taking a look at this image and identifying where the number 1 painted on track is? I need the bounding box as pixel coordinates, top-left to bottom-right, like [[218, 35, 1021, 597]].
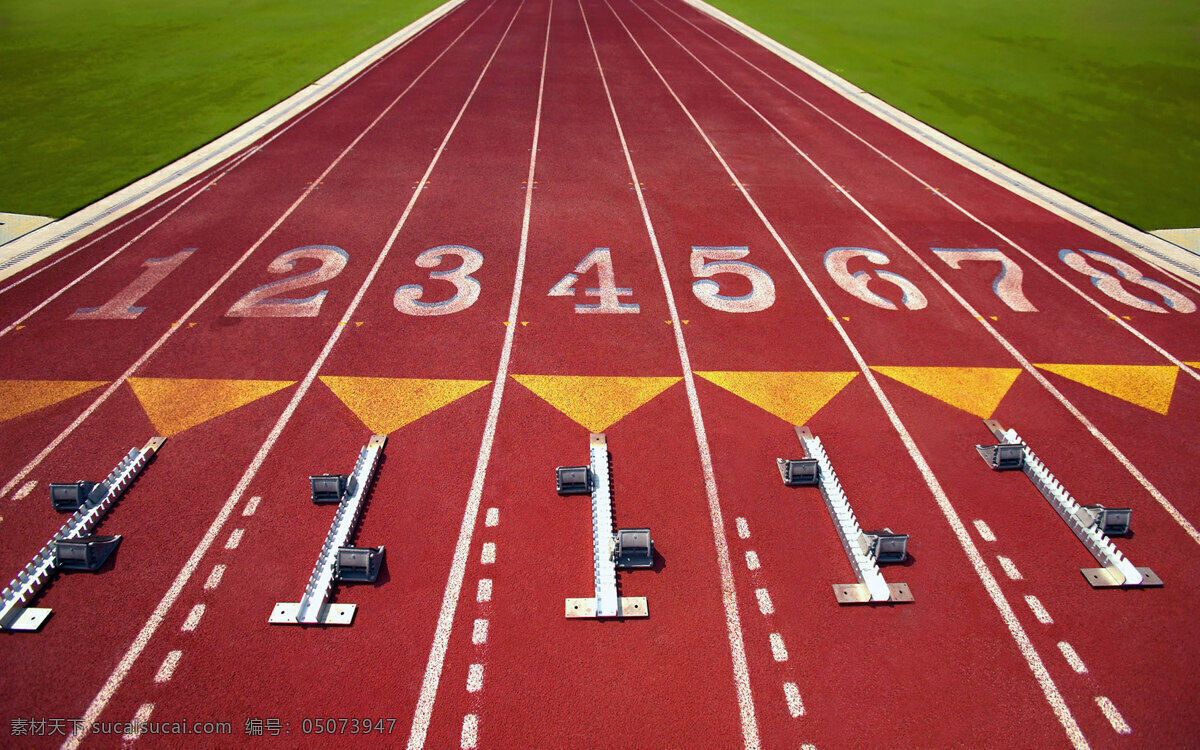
[[71, 249, 194, 320]]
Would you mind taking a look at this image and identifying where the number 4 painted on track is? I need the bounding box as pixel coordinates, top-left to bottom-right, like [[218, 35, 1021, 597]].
[[548, 247, 639, 313]]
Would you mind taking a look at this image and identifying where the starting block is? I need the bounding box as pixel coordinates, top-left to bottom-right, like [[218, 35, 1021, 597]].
[[0, 437, 167, 632], [976, 419, 1159, 588], [557, 433, 651, 618], [780, 426, 912, 605], [271, 436, 387, 626]]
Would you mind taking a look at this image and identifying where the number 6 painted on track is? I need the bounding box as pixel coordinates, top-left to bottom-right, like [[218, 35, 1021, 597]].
[[690, 246, 775, 313], [824, 247, 927, 310], [394, 245, 484, 316], [1059, 249, 1195, 314]]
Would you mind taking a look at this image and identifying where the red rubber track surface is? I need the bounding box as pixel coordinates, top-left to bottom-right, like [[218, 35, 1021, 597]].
[[2, 0, 1198, 748]]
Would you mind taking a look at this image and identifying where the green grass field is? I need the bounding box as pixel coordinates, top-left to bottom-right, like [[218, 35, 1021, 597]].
[[0, 0, 1196, 230]]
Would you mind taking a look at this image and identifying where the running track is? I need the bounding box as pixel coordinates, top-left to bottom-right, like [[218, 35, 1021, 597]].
[[2, 0, 1199, 747]]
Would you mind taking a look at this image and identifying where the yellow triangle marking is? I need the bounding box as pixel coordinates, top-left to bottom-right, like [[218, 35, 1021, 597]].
[[188, 322, 197, 328], [355, 321, 363, 327], [841, 316, 850, 321], [0, 380, 108, 424], [503, 321, 512, 326], [512, 375, 681, 432], [694, 371, 857, 425], [128, 377, 295, 436], [1034, 364, 1178, 415], [990, 316, 998, 321], [1186, 362, 1200, 368], [320, 376, 490, 434], [871, 366, 1021, 419], [520, 321, 529, 326], [682, 320, 689, 325], [14, 325, 24, 331]]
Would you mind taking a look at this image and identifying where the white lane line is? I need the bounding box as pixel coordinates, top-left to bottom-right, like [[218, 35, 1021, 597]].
[[65, 7, 512, 747], [736, 517, 750, 539], [1058, 642, 1087, 674], [973, 519, 997, 542], [460, 714, 479, 749], [154, 650, 182, 684], [203, 564, 226, 591], [783, 682, 805, 718], [634, 0, 1199, 551], [1094, 696, 1131, 735], [603, 5, 1086, 748], [123, 703, 154, 741], [754, 588, 774, 616], [476, 578, 493, 603], [2, 1, 498, 506], [1025, 595, 1054, 624], [480, 542, 496, 564], [224, 528, 245, 550], [466, 663, 485, 693], [181, 604, 205, 632], [485, 507, 499, 527], [997, 555, 1022, 580], [582, 5, 758, 747], [407, 6, 551, 748], [650, 0, 1200, 386], [10, 480, 37, 502], [242, 496, 261, 516], [769, 633, 788, 662], [801, 745, 817, 750], [745, 550, 760, 570], [472, 618, 488, 645]]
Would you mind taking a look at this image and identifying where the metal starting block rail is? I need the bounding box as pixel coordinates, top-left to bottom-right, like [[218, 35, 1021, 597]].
[[270, 435, 387, 626], [976, 419, 1161, 589], [0, 437, 167, 632], [780, 426, 913, 605], [556, 433, 651, 619]]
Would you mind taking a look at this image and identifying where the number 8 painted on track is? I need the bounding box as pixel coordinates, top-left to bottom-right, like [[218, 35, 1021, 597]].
[[394, 245, 484, 316], [1059, 249, 1195, 314], [824, 247, 927, 311]]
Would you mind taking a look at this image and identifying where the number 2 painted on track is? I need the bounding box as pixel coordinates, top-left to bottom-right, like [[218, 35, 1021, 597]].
[[394, 245, 484, 316], [227, 245, 349, 317]]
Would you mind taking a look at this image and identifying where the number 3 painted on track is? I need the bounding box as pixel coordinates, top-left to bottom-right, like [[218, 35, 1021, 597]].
[[824, 247, 927, 311], [1059, 249, 1194, 314], [690, 246, 776, 313], [394, 245, 484, 316]]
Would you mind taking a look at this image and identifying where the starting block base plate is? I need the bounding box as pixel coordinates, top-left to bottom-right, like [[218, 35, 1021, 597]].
[[565, 597, 648, 619], [1082, 567, 1163, 589], [269, 602, 356, 626], [2, 607, 52, 632], [833, 583, 914, 605]]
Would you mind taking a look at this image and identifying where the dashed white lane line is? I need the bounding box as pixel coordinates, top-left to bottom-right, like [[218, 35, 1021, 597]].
[[181, 604, 205, 632], [476, 578, 492, 603], [755, 588, 774, 616], [472, 619, 488, 645], [460, 714, 479, 749], [154, 650, 182, 684], [801, 745, 817, 750], [480, 542, 496, 564], [769, 633, 788, 662], [224, 528, 245, 550], [1025, 595, 1054, 624], [783, 682, 805, 718], [973, 519, 996, 542], [203, 564, 226, 591], [745, 550, 760, 570], [242, 496, 260, 516], [1094, 696, 1131, 734], [123, 703, 155, 741], [484, 507, 499, 527], [736, 517, 750, 539], [11, 480, 37, 502], [997, 555, 1022, 580], [1058, 642, 1088, 674], [466, 663, 484, 693]]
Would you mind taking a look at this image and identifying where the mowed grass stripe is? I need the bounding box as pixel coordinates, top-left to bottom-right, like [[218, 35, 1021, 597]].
[[704, 0, 1200, 231], [0, 0, 444, 218]]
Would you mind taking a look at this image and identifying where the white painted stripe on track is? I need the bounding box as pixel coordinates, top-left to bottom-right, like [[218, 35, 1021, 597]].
[[406, 4, 551, 747], [769, 633, 788, 662], [224, 528, 244, 550], [466, 663, 485, 693], [181, 604, 205, 632], [1057, 642, 1087, 674], [6, 0, 499, 507], [997, 555, 1022, 581], [783, 683, 804, 718], [973, 519, 997, 543], [460, 714, 479, 749], [754, 588, 773, 616], [203, 564, 226, 590], [631, 0, 1200, 552], [10, 480, 37, 502], [744, 550, 759, 570], [1025, 595, 1054, 625], [582, 4, 759, 747], [472, 618, 489, 645], [604, 4, 1088, 748], [242, 496, 261, 517], [480, 542, 496, 564], [647, 0, 1200, 386], [122, 703, 155, 741], [484, 507, 499, 527], [475, 578, 494, 603], [735, 517, 750, 539], [154, 650, 182, 684], [1094, 696, 1131, 735], [62, 6, 515, 746]]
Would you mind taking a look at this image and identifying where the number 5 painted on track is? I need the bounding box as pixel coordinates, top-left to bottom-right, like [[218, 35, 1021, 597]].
[[690, 246, 775, 313], [1059, 249, 1195, 314], [394, 245, 484, 316], [932, 248, 1037, 311], [824, 247, 927, 310]]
